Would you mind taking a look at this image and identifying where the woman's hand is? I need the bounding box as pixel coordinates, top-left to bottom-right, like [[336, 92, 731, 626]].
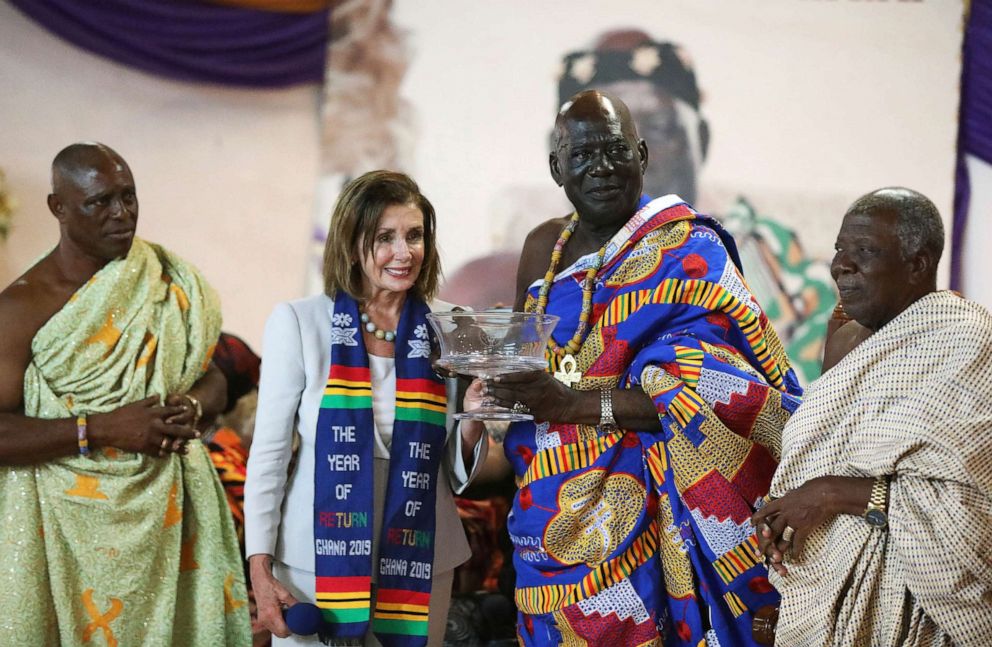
[[485, 370, 577, 423], [751, 476, 873, 575], [458, 379, 486, 463], [463, 378, 485, 412], [249, 554, 298, 638]]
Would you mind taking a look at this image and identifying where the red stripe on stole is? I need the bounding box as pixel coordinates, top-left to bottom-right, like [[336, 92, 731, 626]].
[[395, 377, 445, 397], [376, 588, 431, 606], [316, 575, 371, 592], [328, 365, 372, 382]]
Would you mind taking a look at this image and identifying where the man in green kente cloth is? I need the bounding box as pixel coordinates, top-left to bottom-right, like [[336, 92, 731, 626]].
[[0, 143, 251, 645]]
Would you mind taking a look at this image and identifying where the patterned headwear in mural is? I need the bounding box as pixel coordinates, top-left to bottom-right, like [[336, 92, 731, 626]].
[[558, 33, 701, 112]]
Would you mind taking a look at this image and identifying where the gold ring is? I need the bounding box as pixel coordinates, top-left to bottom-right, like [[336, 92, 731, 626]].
[[512, 402, 530, 414], [781, 525, 796, 543]]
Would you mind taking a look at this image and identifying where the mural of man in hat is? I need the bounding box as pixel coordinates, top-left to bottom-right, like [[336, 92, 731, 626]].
[[443, 28, 834, 382]]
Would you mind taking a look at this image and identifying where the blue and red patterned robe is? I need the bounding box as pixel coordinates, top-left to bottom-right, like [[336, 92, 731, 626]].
[[506, 195, 803, 646]]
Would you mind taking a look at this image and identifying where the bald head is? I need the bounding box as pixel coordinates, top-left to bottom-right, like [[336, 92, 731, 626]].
[[548, 91, 648, 230], [47, 142, 138, 263], [846, 187, 944, 274], [51, 143, 130, 196], [552, 91, 639, 152]]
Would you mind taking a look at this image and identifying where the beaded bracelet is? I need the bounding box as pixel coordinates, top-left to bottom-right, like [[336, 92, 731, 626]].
[[76, 415, 90, 456]]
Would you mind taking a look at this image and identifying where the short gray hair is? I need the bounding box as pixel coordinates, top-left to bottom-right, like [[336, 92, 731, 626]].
[[846, 187, 944, 263]]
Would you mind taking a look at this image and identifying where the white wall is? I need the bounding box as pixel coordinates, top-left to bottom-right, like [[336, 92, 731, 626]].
[[392, 0, 964, 283], [961, 155, 992, 310], [0, 2, 321, 349], [0, 0, 976, 353]]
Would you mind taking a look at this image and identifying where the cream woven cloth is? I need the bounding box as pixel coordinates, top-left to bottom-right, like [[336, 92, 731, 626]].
[[0, 239, 250, 646], [769, 291, 992, 646]]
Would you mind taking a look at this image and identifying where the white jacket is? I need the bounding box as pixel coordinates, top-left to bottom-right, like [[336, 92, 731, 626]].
[[244, 294, 487, 574]]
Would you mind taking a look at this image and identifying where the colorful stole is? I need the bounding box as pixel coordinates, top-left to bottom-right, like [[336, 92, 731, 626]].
[[314, 293, 447, 645]]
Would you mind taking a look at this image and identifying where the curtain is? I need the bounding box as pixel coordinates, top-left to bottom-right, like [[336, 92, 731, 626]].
[[952, 1, 992, 288], [8, 0, 330, 87]]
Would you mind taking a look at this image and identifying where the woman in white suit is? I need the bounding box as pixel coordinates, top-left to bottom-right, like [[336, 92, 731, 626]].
[[245, 171, 487, 646]]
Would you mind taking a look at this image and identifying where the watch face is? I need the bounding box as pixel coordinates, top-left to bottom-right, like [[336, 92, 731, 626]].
[[865, 509, 888, 528]]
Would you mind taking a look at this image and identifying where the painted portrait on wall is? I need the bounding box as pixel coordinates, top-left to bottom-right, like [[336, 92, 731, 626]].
[[311, 0, 963, 383]]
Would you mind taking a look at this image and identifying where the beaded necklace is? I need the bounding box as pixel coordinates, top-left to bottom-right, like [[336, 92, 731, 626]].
[[360, 310, 396, 342], [534, 212, 608, 357]]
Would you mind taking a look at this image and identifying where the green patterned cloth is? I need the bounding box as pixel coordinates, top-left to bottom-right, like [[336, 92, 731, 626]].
[[0, 238, 251, 646]]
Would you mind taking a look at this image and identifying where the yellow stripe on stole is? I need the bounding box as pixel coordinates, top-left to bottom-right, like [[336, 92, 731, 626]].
[[374, 602, 429, 614], [315, 599, 369, 609], [372, 611, 429, 622], [395, 400, 447, 414], [324, 387, 373, 397], [396, 391, 447, 405], [315, 591, 372, 602], [326, 379, 372, 388]]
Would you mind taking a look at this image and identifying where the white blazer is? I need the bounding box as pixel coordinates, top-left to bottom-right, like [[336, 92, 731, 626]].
[[244, 294, 487, 574]]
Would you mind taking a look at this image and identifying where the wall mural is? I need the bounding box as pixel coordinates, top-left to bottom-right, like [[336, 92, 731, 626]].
[[309, 1, 963, 385]]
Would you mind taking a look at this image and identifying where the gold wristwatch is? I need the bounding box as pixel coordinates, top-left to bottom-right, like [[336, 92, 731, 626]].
[[864, 476, 889, 529]]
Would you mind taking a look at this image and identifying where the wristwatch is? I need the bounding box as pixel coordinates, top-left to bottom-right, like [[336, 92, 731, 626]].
[[864, 476, 889, 528], [599, 388, 619, 434]]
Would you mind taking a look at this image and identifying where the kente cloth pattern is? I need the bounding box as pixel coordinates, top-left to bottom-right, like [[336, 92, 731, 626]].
[[506, 196, 802, 646], [314, 293, 447, 646], [0, 238, 250, 646], [769, 291, 992, 646], [208, 427, 249, 549]]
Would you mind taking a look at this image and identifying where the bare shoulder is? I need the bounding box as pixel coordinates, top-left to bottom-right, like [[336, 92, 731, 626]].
[[821, 319, 873, 373], [513, 217, 571, 310], [0, 255, 68, 359], [0, 272, 45, 412]]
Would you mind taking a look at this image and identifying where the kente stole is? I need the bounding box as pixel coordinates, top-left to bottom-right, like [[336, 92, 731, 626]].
[[314, 293, 447, 645], [507, 196, 803, 646]]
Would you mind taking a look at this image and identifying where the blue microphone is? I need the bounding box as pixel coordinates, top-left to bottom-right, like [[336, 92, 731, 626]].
[[284, 602, 324, 636]]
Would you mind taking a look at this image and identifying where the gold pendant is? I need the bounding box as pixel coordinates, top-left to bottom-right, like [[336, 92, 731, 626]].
[[554, 354, 582, 387]]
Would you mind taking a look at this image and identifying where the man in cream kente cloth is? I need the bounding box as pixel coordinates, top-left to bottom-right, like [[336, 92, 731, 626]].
[[752, 188, 992, 646], [0, 143, 250, 645]]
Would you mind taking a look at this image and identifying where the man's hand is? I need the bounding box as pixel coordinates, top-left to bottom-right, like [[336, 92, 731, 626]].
[[485, 370, 577, 422], [164, 394, 196, 426], [751, 476, 874, 576], [249, 554, 298, 639], [88, 396, 199, 457], [163, 393, 201, 453]]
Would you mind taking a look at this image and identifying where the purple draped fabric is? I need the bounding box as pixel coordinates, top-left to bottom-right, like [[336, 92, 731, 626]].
[[952, 3, 992, 289], [8, 0, 329, 87]]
